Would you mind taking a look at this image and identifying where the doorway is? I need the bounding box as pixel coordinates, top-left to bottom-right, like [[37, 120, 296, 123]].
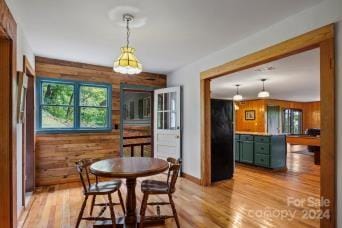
[[200, 24, 335, 227], [120, 84, 155, 157], [267, 106, 280, 134]]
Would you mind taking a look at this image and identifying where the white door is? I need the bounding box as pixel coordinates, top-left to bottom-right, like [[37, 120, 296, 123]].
[[154, 87, 181, 160]]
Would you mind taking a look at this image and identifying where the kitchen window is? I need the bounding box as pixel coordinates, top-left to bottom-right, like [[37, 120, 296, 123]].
[[36, 77, 112, 132]]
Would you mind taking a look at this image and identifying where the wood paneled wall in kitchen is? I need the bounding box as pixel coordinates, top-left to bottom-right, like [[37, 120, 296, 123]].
[[235, 99, 266, 133], [302, 101, 320, 130], [235, 99, 320, 134], [35, 57, 166, 186]]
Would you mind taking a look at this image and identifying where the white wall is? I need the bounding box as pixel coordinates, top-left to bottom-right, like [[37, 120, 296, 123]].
[[5, 0, 35, 218], [167, 0, 342, 225]]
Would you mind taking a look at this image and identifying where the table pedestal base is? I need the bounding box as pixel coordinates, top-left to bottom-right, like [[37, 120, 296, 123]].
[[94, 216, 166, 228]]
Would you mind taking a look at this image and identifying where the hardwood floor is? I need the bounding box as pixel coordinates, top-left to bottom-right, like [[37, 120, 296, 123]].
[[20, 150, 320, 228]]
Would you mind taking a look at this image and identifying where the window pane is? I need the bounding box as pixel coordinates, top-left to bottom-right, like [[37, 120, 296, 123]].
[[157, 112, 163, 129], [158, 94, 163, 111], [164, 111, 170, 129], [143, 97, 151, 117], [42, 106, 74, 128], [130, 101, 135, 119], [164, 93, 170, 111], [293, 111, 302, 134], [80, 86, 107, 107], [42, 82, 74, 105], [170, 92, 177, 112], [138, 99, 143, 119], [80, 107, 107, 128]]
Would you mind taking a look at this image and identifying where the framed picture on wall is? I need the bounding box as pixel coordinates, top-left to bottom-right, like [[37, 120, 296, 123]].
[[245, 110, 255, 120]]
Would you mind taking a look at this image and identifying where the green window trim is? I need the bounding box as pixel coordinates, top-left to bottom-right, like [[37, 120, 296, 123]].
[[36, 77, 112, 133]]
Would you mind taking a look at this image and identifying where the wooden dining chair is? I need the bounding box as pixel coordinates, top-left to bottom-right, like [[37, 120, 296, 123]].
[[139, 157, 182, 228], [75, 159, 125, 228]]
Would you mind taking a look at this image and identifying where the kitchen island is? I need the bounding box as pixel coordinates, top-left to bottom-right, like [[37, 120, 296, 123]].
[[235, 132, 286, 169]]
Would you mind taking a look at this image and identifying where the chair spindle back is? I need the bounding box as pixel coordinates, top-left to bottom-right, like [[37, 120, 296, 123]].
[[166, 157, 182, 193], [75, 159, 94, 193]]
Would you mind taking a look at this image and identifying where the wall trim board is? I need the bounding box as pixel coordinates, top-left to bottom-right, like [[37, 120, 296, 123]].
[[200, 24, 335, 228]]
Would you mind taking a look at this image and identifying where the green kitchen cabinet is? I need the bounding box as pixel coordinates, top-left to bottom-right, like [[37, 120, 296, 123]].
[[235, 133, 286, 169], [235, 140, 240, 161], [240, 139, 254, 164]]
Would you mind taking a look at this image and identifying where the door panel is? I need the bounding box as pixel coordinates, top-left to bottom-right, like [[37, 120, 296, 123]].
[[235, 141, 240, 161], [154, 87, 181, 160], [240, 141, 254, 164]]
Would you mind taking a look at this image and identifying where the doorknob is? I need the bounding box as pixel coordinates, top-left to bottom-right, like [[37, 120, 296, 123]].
[[176, 135, 180, 139]]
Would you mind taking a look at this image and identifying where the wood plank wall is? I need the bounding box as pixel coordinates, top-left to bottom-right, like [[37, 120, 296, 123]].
[[236, 99, 320, 133], [235, 99, 266, 133], [35, 57, 166, 186]]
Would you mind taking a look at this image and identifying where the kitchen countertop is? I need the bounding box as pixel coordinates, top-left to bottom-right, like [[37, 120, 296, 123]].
[[235, 131, 286, 136]]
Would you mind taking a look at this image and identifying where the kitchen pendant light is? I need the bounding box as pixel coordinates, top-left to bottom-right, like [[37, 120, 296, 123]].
[[113, 14, 142, 74], [233, 84, 243, 101], [258, 79, 270, 98]]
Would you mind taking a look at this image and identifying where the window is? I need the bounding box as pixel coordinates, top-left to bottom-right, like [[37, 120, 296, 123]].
[[157, 92, 177, 130], [282, 108, 303, 134], [37, 78, 112, 132]]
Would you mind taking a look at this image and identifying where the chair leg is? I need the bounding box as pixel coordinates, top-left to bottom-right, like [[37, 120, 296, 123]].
[[107, 193, 117, 228], [168, 194, 180, 228], [139, 193, 149, 228], [90, 195, 96, 215], [76, 195, 88, 228], [118, 189, 126, 215]]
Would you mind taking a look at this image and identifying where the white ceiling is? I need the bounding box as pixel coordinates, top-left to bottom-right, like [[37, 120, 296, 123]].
[[211, 48, 320, 102], [11, 0, 322, 74]]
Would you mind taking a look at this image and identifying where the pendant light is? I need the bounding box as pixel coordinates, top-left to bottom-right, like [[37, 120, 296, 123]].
[[258, 79, 270, 98], [113, 14, 142, 74], [233, 84, 243, 101]]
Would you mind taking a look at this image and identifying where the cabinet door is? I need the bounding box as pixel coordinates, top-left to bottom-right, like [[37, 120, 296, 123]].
[[235, 141, 240, 161], [240, 141, 254, 164]]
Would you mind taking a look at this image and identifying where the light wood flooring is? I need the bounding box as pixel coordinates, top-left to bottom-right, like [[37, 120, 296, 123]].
[[20, 148, 320, 228]]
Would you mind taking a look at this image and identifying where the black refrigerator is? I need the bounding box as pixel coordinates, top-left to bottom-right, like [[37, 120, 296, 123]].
[[211, 99, 234, 182]]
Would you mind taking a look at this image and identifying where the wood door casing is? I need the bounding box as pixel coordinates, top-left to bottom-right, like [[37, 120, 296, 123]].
[[25, 75, 35, 192], [0, 0, 17, 226]]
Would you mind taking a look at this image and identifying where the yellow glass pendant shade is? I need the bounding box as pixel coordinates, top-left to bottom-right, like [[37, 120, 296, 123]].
[[113, 47, 142, 75]]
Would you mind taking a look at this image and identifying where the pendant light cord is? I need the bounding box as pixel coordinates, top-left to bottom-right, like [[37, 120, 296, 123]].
[[126, 17, 130, 48]]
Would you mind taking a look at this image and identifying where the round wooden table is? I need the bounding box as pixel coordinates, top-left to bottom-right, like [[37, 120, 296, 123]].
[[90, 157, 169, 227]]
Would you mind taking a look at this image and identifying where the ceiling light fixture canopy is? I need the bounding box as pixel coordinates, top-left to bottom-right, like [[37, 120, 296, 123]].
[[233, 84, 243, 101], [258, 79, 270, 98], [113, 14, 142, 74]]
